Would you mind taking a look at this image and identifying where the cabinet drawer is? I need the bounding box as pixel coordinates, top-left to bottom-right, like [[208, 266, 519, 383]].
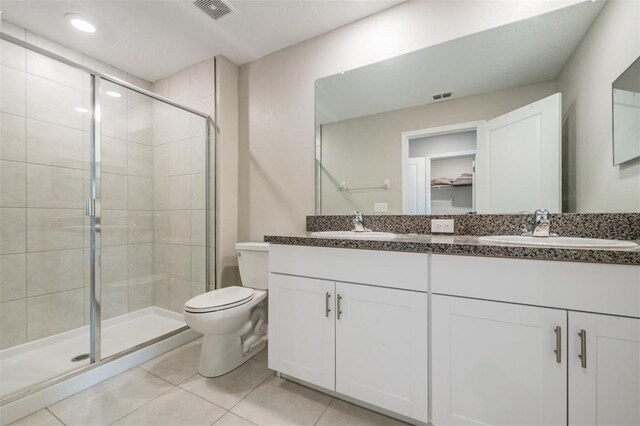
[[270, 244, 428, 292], [432, 254, 640, 317]]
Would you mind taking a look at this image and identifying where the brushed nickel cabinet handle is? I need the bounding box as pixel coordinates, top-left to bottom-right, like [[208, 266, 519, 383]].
[[337, 294, 343, 320], [325, 292, 331, 318], [578, 329, 587, 368], [554, 326, 562, 364]]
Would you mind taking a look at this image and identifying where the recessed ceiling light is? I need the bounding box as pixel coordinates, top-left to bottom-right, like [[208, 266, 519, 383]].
[[65, 13, 96, 33], [105, 91, 122, 98], [75, 107, 89, 113]]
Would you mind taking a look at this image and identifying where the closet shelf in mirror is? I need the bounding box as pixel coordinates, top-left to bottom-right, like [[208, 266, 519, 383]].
[[431, 183, 473, 188]]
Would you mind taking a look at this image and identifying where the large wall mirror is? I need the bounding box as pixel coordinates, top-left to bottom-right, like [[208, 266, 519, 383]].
[[315, 0, 640, 215], [613, 57, 640, 165]]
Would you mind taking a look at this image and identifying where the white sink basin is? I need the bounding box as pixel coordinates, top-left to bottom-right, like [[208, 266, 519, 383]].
[[478, 235, 639, 249], [310, 231, 396, 239]]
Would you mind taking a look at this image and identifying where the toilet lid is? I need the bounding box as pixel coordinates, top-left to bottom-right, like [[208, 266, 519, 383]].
[[185, 286, 254, 313]]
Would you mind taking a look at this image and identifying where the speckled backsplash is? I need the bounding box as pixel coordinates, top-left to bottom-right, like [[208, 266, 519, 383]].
[[306, 213, 640, 240]]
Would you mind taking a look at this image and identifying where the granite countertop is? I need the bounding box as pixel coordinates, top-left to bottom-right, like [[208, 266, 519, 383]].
[[264, 232, 640, 266]]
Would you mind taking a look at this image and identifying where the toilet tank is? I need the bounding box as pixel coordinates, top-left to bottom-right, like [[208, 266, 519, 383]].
[[236, 242, 270, 290]]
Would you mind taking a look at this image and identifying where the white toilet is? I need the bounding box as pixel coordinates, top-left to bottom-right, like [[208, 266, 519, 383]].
[[184, 242, 269, 377]]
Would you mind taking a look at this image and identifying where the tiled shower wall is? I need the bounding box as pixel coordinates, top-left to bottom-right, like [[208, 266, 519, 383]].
[[0, 38, 90, 349], [0, 22, 211, 349], [98, 78, 158, 322], [0, 25, 158, 349], [151, 58, 214, 314]]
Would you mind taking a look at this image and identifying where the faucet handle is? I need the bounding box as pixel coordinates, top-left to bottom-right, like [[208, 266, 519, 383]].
[[534, 209, 550, 225], [534, 208, 550, 217]]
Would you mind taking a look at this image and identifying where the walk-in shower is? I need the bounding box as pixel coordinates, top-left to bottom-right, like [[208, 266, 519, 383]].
[[0, 32, 213, 414]]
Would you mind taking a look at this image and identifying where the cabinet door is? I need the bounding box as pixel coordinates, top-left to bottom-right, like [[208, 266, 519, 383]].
[[268, 273, 335, 390], [569, 312, 640, 426], [335, 282, 428, 422], [432, 295, 567, 426]]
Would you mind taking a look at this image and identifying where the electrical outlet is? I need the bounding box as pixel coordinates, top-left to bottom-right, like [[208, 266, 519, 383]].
[[374, 202, 388, 213], [431, 219, 454, 233]]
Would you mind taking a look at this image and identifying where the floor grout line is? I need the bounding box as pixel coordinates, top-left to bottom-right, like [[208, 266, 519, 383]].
[[175, 371, 200, 386], [45, 407, 67, 426], [313, 396, 334, 426], [219, 411, 258, 426], [103, 372, 176, 426], [226, 368, 276, 414], [173, 380, 230, 412]]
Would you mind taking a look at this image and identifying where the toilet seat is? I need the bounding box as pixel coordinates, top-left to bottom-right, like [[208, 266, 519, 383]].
[[185, 286, 255, 314]]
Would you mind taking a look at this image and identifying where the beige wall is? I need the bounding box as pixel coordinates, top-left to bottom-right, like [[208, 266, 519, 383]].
[[557, 0, 640, 213], [238, 0, 582, 241], [319, 81, 557, 215], [214, 57, 241, 288]]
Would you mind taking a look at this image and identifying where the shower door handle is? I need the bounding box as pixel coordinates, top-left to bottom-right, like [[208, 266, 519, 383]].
[[85, 198, 95, 217]]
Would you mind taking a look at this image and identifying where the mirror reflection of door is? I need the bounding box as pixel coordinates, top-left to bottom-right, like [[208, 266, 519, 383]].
[[403, 93, 562, 214], [476, 93, 562, 213], [406, 157, 427, 214]]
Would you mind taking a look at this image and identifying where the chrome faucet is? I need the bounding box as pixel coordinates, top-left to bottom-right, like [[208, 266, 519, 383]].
[[532, 209, 551, 237], [352, 211, 370, 232]]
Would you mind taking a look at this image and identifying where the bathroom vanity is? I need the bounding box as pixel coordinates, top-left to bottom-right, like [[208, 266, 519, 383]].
[[268, 245, 429, 422], [266, 231, 640, 426]]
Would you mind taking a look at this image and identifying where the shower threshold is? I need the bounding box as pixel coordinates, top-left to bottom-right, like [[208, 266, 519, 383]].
[[0, 307, 186, 399]]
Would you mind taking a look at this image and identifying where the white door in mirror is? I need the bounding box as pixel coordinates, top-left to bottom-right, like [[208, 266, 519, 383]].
[[476, 93, 561, 213]]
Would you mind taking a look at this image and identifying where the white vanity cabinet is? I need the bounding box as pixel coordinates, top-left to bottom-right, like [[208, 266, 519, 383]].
[[335, 282, 428, 419], [268, 274, 336, 390], [432, 297, 640, 426], [431, 254, 640, 426], [432, 295, 568, 426], [568, 312, 640, 426], [269, 245, 429, 423]]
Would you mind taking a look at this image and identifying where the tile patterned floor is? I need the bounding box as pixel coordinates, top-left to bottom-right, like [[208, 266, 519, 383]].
[[11, 339, 408, 426]]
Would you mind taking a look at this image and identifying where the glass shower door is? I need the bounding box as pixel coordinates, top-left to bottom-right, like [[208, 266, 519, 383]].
[[0, 34, 211, 404], [0, 46, 92, 398], [96, 80, 208, 360]]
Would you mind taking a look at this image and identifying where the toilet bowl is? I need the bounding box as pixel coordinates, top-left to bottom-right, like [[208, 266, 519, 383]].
[[184, 242, 269, 377]]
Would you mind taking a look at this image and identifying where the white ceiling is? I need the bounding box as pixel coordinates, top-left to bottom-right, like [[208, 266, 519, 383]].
[[0, 0, 404, 82], [315, 0, 606, 125]]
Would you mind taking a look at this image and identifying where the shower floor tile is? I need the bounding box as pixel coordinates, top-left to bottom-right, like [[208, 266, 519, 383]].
[[0, 307, 186, 399]]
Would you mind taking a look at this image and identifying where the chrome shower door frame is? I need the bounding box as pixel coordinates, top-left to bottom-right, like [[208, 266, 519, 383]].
[[0, 31, 213, 407], [89, 74, 102, 363]]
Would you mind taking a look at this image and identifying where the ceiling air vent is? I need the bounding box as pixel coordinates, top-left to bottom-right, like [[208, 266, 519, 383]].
[[194, 0, 234, 20]]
